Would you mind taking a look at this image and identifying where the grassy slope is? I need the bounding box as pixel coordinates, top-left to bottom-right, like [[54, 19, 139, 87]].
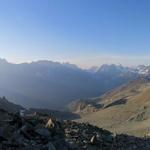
[[78, 78, 150, 137]]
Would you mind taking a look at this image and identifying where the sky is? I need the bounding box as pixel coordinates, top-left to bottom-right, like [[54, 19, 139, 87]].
[[0, 0, 150, 68]]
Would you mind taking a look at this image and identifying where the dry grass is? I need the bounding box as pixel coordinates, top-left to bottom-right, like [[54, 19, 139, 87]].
[[77, 78, 150, 137]]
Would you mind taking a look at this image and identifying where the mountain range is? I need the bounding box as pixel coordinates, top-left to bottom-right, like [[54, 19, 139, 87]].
[[1, 59, 150, 137], [0, 58, 149, 110]]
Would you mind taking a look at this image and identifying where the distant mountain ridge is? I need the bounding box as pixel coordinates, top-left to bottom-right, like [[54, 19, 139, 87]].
[[0, 58, 147, 109]]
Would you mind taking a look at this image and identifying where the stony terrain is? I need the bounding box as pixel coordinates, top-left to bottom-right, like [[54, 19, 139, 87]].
[[1, 109, 150, 150]]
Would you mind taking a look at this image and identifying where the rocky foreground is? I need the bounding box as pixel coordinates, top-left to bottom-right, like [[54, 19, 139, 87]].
[[0, 109, 150, 150]]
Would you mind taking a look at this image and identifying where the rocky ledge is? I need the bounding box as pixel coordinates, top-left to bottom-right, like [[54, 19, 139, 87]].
[[0, 110, 150, 150]]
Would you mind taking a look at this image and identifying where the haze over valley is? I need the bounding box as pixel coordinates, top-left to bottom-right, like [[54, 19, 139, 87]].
[[0, 58, 142, 109]]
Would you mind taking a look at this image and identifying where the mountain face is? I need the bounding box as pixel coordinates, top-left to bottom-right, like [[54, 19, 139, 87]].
[[77, 77, 150, 137], [0, 59, 102, 109], [94, 64, 139, 91], [0, 59, 139, 109], [68, 99, 100, 114], [136, 65, 150, 75], [0, 96, 24, 113]]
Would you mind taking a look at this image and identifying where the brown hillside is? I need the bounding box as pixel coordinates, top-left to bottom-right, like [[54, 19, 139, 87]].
[[78, 78, 150, 137]]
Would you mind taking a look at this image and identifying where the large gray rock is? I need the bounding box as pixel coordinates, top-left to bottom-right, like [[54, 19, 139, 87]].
[[36, 128, 51, 137]]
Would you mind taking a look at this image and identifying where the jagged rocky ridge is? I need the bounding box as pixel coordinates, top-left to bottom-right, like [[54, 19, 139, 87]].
[[1, 109, 150, 150]]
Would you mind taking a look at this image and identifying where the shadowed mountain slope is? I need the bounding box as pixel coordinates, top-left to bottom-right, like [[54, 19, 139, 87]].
[[0, 96, 24, 113], [0, 59, 138, 109]]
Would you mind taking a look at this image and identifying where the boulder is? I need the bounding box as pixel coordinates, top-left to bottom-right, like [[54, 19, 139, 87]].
[[36, 128, 51, 137], [46, 118, 55, 129]]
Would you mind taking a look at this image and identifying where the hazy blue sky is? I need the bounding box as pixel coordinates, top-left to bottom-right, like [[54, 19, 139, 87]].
[[0, 0, 150, 68]]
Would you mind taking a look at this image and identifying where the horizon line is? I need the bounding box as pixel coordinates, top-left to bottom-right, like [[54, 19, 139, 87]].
[[0, 57, 149, 69]]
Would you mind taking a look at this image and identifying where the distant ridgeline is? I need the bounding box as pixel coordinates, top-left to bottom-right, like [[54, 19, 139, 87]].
[[0, 58, 149, 109]]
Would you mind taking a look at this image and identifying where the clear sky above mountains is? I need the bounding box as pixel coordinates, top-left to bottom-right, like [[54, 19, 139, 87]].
[[0, 0, 150, 68]]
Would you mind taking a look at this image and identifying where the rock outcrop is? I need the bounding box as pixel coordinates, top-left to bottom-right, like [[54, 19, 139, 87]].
[[0, 110, 150, 150]]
